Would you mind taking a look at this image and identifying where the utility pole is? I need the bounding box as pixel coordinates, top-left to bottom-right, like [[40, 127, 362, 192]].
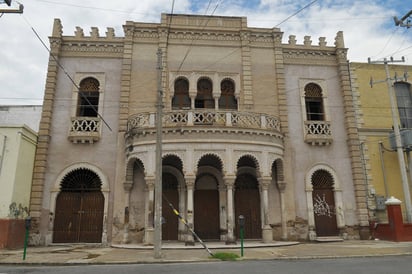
[[369, 57, 412, 223], [0, 0, 24, 14], [154, 48, 163, 259], [394, 10, 412, 28]]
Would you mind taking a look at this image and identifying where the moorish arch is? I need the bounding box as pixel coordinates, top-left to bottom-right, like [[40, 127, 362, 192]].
[[51, 163, 109, 244], [234, 155, 262, 239], [162, 155, 185, 241], [305, 164, 345, 239], [194, 154, 224, 240]]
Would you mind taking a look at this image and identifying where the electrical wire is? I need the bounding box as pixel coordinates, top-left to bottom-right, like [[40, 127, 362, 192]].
[[20, 14, 113, 132], [275, 0, 318, 27]]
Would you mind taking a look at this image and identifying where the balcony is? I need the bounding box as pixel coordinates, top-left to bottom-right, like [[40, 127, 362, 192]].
[[68, 117, 101, 144], [126, 110, 281, 136], [304, 120, 332, 145]]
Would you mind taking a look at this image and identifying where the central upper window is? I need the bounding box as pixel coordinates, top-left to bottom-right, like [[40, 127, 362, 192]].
[[195, 78, 214, 109]]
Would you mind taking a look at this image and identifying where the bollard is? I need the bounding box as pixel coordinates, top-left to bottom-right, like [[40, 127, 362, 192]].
[[238, 215, 245, 257], [23, 216, 31, 260]]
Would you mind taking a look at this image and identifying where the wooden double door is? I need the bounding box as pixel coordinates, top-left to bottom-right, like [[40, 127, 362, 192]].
[[53, 191, 104, 243]]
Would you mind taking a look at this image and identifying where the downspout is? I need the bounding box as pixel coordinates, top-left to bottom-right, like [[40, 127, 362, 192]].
[[0, 135, 6, 175], [378, 141, 389, 198]]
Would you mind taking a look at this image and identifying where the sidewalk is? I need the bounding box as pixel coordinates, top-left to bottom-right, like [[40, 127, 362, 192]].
[[0, 240, 411, 265]]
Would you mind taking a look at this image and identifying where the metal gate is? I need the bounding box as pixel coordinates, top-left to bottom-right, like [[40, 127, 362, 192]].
[[312, 170, 339, 237], [53, 191, 104, 243], [235, 174, 262, 239]]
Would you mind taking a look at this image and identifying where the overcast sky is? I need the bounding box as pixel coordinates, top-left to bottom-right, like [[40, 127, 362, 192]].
[[0, 0, 411, 105]]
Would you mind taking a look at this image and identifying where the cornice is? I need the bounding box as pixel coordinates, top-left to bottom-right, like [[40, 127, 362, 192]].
[[60, 40, 124, 58]]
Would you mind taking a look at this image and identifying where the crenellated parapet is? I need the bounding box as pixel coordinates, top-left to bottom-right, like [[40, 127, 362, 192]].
[[283, 32, 346, 65], [51, 19, 124, 58]]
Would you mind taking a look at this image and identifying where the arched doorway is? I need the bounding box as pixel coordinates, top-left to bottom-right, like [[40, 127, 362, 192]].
[[53, 168, 104, 243], [194, 174, 220, 240], [312, 169, 339, 237], [162, 172, 179, 241], [235, 173, 262, 239]]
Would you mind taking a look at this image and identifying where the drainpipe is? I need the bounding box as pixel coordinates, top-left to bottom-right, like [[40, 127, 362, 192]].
[[378, 141, 389, 198], [0, 135, 6, 175]]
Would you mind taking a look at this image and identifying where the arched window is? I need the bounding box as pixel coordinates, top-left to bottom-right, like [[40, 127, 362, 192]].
[[195, 78, 214, 109], [218, 79, 237, 110], [77, 77, 100, 117], [304, 83, 324, 121], [172, 78, 190, 109]]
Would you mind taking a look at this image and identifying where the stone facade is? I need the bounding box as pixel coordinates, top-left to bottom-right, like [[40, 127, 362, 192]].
[[29, 14, 366, 246]]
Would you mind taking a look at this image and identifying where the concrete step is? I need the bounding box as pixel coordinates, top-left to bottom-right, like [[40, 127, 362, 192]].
[[315, 236, 344, 242]]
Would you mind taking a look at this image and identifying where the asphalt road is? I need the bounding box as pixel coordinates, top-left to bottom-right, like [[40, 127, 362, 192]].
[[1, 256, 411, 274]]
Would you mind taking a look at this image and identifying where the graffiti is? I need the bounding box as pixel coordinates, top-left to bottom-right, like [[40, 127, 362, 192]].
[[313, 194, 334, 218], [8, 202, 29, 218]]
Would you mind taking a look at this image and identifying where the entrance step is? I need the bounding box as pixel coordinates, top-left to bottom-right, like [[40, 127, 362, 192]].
[[315, 236, 344, 242]]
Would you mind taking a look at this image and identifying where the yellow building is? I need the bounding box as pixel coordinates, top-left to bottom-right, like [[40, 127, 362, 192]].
[[351, 62, 412, 223]]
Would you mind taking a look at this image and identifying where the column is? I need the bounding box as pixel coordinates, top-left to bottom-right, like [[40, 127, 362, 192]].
[[144, 177, 155, 245], [260, 177, 273, 243], [122, 182, 132, 244], [277, 181, 288, 240], [178, 183, 186, 241], [185, 175, 195, 245], [225, 175, 236, 244]]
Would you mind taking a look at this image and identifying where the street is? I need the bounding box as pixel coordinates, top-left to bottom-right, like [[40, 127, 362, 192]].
[[0, 256, 411, 274]]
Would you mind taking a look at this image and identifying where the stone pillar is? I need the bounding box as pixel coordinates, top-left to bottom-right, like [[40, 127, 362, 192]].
[[144, 177, 155, 245], [122, 182, 132, 244], [178, 183, 186, 241], [225, 176, 236, 244], [185, 176, 195, 245], [260, 177, 273, 243], [277, 181, 288, 240], [385, 196, 404, 242]]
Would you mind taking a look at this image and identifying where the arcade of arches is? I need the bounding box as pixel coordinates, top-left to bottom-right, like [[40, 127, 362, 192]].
[[121, 154, 287, 244]]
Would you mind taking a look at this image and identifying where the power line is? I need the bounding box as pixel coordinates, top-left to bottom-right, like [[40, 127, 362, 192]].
[[275, 0, 318, 27], [20, 14, 113, 132]]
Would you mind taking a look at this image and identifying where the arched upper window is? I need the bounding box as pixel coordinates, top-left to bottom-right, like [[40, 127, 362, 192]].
[[172, 78, 190, 109], [304, 83, 324, 121], [77, 77, 100, 117], [195, 78, 214, 109], [218, 79, 237, 110]]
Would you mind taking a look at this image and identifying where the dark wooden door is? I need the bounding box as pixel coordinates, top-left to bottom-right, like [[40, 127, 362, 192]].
[[313, 187, 338, 236], [162, 189, 179, 240], [194, 189, 220, 240], [53, 191, 104, 243], [235, 188, 262, 239]]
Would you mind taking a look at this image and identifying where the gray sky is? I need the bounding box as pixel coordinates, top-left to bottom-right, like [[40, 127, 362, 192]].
[[1, 0, 411, 105]]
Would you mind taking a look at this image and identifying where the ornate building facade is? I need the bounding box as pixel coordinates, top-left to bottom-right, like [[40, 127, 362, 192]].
[[29, 14, 368, 246]]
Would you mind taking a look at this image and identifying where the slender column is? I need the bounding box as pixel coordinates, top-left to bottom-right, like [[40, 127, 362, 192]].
[[277, 181, 288, 240], [144, 177, 155, 245], [122, 182, 133, 244], [225, 175, 236, 244], [260, 177, 273, 243], [178, 184, 186, 241], [185, 176, 195, 245]]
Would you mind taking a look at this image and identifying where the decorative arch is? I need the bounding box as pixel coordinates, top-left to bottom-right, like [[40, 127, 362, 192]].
[[172, 77, 190, 109], [125, 157, 145, 189], [271, 158, 284, 182], [163, 153, 184, 171], [197, 153, 223, 172], [305, 164, 344, 239], [236, 154, 261, 178], [50, 163, 109, 244], [219, 78, 237, 110], [195, 77, 214, 109]]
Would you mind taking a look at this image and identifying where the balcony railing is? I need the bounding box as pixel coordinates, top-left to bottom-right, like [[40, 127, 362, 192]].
[[304, 120, 332, 145], [127, 110, 281, 133], [68, 117, 101, 143]]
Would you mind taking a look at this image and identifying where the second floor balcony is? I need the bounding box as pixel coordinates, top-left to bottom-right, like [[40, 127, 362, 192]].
[[68, 117, 101, 144], [126, 110, 282, 138]]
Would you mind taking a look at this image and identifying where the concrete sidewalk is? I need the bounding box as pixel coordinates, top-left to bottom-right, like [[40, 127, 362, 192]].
[[0, 240, 411, 265]]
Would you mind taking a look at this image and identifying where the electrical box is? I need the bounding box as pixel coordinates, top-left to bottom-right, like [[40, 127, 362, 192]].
[[375, 196, 386, 211]]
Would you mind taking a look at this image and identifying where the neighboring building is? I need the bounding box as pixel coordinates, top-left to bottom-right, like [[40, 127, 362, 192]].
[[29, 14, 367, 246], [351, 62, 412, 224], [0, 105, 41, 248]]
